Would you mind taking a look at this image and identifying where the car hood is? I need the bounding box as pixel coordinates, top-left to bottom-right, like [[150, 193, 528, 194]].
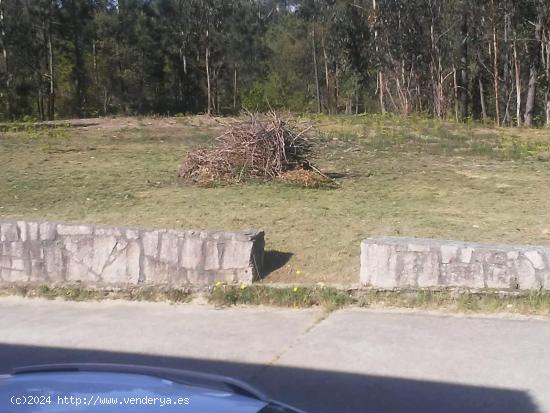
[[0, 371, 268, 413]]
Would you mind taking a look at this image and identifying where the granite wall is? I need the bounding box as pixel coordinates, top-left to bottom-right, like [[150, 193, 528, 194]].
[[361, 236, 550, 290], [0, 219, 264, 286]]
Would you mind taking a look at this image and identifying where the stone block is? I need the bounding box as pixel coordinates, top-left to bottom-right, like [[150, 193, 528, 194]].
[[65, 258, 97, 282], [441, 245, 458, 264], [524, 250, 545, 270], [397, 252, 419, 287], [44, 246, 64, 280], [17, 221, 27, 241], [441, 262, 485, 288], [544, 270, 550, 290], [90, 236, 118, 274], [57, 224, 93, 236], [1, 268, 27, 282], [507, 251, 519, 260], [125, 229, 141, 240], [417, 252, 440, 287], [39, 222, 57, 240], [101, 250, 128, 284], [361, 243, 398, 288], [1, 222, 19, 242], [221, 240, 253, 270], [0, 256, 11, 270], [11, 258, 26, 271], [159, 232, 179, 265], [142, 231, 159, 258], [459, 248, 474, 264], [407, 243, 431, 252], [30, 259, 46, 281], [126, 241, 141, 283], [204, 241, 220, 270], [95, 227, 122, 237], [5, 242, 25, 258], [486, 265, 514, 289], [181, 237, 203, 269], [515, 258, 541, 290], [27, 222, 39, 241], [143, 258, 173, 284]]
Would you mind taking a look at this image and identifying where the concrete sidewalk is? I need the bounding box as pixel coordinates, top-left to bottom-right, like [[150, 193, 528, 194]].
[[0, 297, 549, 413]]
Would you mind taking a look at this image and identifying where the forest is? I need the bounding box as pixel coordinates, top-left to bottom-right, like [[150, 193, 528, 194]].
[[1, 0, 550, 126]]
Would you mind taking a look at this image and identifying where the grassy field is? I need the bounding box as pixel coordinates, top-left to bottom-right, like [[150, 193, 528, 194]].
[[1, 114, 550, 285]]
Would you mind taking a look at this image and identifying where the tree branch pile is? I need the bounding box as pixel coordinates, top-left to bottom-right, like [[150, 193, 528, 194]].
[[179, 112, 318, 184]]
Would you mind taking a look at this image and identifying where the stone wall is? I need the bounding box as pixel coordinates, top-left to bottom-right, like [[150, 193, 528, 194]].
[[0, 219, 264, 286], [361, 236, 550, 290]]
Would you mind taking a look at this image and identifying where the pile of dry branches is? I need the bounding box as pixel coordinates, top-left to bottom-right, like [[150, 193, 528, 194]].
[[179, 112, 318, 184]]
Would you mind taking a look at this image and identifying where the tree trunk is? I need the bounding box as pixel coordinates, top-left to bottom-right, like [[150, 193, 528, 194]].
[[491, 0, 500, 126], [322, 37, 331, 114], [205, 29, 212, 116], [460, 5, 469, 120], [233, 65, 237, 112], [513, 32, 521, 127], [0, 0, 10, 118], [453, 65, 459, 121], [47, 27, 55, 120], [70, 0, 85, 117], [479, 76, 487, 122], [524, 17, 542, 127], [312, 22, 321, 113], [544, 28, 550, 126], [372, 0, 385, 113]]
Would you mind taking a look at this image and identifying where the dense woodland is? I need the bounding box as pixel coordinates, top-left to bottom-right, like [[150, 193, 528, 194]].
[[1, 0, 550, 126]]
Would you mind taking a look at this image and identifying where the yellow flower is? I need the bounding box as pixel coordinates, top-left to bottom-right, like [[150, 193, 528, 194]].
[[296, 270, 302, 275], [293, 287, 299, 293], [240, 284, 247, 290], [215, 281, 223, 287]]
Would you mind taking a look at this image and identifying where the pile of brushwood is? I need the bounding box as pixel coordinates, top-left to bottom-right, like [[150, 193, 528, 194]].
[[179, 112, 331, 187]]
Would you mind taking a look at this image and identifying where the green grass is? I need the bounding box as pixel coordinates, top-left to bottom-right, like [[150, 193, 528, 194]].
[[0, 284, 193, 303], [4, 283, 548, 316], [1, 114, 550, 284], [209, 285, 550, 316]]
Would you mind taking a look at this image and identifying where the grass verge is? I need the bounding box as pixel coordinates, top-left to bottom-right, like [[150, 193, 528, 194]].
[[0, 284, 193, 304], [3, 283, 547, 317], [209, 285, 550, 316]]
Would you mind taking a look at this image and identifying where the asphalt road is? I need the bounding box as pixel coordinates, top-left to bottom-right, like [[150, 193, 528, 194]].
[[0, 297, 549, 413]]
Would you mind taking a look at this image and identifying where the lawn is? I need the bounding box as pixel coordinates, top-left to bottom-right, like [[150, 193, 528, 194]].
[[1, 114, 550, 285]]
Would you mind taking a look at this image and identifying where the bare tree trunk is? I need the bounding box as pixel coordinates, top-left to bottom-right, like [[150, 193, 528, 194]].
[[491, 0, 500, 126], [312, 22, 321, 113], [322, 37, 331, 114], [479, 76, 487, 122], [524, 17, 542, 127], [372, 0, 385, 113], [0, 0, 10, 118], [544, 28, 550, 126], [233, 65, 237, 112], [205, 29, 212, 116], [513, 32, 521, 127], [47, 27, 55, 120], [453, 65, 459, 121], [460, 4, 469, 120], [502, 10, 511, 126]]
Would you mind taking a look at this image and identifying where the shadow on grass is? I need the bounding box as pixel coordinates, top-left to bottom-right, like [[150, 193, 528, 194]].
[[261, 250, 293, 279], [0, 343, 540, 413]]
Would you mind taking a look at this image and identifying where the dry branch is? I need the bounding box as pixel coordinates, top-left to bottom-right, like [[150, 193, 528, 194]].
[[179, 112, 318, 184]]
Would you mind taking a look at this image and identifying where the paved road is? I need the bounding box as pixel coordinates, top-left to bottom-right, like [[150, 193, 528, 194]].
[[0, 297, 549, 413]]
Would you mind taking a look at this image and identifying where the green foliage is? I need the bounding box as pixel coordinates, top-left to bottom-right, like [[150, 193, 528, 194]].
[[242, 72, 308, 111], [1, 1, 550, 122]]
